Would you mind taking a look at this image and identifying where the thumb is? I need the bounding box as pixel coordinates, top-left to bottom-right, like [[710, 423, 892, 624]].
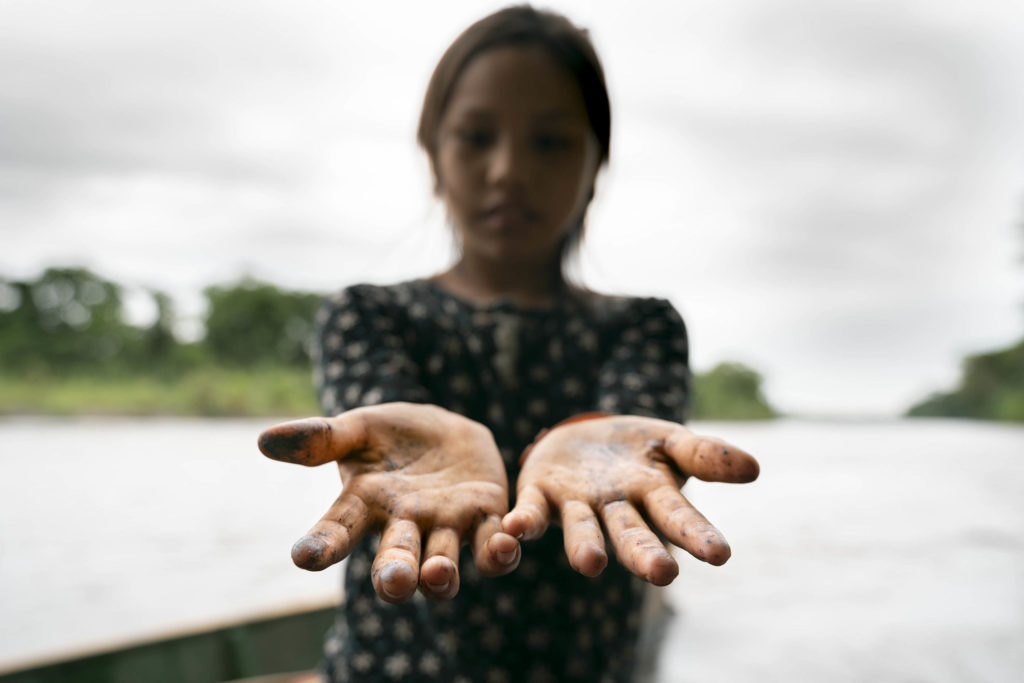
[[257, 412, 367, 467], [661, 427, 760, 483]]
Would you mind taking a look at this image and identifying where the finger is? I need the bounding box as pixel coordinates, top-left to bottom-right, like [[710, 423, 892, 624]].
[[419, 527, 460, 600], [257, 413, 368, 467], [661, 428, 760, 483], [643, 484, 732, 566], [291, 492, 373, 571], [600, 500, 678, 586], [473, 515, 521, 577], [371, 519, 421, 604], [502, 484, 551, 541], [559, 500, 608, 577]]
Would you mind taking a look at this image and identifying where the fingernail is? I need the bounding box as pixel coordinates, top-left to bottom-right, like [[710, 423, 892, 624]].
[[424, 578, 451, 592], [497, 549, 516, 564], [378, 562, 405, 598]]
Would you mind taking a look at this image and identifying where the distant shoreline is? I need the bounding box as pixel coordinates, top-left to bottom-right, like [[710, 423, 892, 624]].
[[0, 368, 319, 418], [0, 366, 779, 421]]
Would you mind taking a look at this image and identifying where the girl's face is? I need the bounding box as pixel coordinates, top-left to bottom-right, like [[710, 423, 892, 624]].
[[435, 45, 600, 267]]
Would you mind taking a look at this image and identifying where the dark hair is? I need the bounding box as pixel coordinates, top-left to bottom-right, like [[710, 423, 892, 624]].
[[417, 5, 612, 272]]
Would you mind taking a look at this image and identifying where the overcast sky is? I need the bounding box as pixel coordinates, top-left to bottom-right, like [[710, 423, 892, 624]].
[[2, 0, 1023, 416]]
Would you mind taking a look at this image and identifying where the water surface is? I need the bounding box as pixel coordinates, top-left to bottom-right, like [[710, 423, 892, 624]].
[[0, 417, 1021, 681]]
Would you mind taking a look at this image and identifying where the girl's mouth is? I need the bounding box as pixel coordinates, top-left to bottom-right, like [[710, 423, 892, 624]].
[[480, 201, 539, 231]]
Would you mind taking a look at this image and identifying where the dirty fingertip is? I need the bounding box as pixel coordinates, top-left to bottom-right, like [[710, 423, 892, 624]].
[[503, 509, 545, 541], [488, 531, 518, 554], [258, 418, 326, 464], [570, 541, 607, 577], [501, 511, 526, 539], [488, 533, 521, 570], [378, 561, 417, 602], [641, 550, 679, 586], [291, 535, 328, 570], [699, 532, 732, 566]]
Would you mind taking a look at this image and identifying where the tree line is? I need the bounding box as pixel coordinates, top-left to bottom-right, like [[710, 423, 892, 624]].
[[907, 340, 1024, 421], [0, 267, 321, 376], [0, 266, 775, 419]]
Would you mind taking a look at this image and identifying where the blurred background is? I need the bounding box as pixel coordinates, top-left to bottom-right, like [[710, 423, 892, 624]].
[[1, 0, 1022, 681]]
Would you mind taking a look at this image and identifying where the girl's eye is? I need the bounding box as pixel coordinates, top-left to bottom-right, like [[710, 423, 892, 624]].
[[533, 133, 570, 153], [457, 128, 495, 148]]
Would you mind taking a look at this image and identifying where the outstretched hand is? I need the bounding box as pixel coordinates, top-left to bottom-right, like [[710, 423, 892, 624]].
[[257, 402, 519, 603], [503, 415, 759, 586]]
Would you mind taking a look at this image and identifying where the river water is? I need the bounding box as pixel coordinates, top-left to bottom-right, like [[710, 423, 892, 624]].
[[0, 417, 1022, 681]]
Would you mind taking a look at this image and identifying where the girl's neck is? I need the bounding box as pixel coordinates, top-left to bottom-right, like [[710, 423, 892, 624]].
[[432, 254, 569, 308]]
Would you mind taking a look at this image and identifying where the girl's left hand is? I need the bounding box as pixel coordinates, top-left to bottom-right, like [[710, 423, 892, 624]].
[[502, 415, 759, 586]]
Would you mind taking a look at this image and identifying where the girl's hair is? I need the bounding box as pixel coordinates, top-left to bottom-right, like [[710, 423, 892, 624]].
[[417, 5, 611, 272]]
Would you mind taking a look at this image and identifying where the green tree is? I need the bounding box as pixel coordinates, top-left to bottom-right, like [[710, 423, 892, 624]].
[[907, 197, 1024, 421], [907, 340, 1024, 421], [203, 278, 322, 367], [145, 290, 176, 354], [692, 362, 776, 420], [0, 267, 137, 374]]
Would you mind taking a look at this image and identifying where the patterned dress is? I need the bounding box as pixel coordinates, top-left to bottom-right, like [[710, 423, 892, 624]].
[[312, 278, 690, 683]]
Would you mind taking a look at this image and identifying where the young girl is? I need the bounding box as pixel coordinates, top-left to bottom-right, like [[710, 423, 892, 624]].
[[259, 6, 759, 682]]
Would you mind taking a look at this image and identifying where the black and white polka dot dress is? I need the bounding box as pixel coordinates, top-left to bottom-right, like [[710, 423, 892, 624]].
[[312, 279, 691, 683]]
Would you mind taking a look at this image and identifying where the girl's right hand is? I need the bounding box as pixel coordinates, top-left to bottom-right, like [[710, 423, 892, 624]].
[[257, 403, 520, 604]]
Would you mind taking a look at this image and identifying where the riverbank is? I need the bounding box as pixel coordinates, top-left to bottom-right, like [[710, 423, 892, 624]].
[[0, 363, 778, 420], [0, 368, 319, 417]]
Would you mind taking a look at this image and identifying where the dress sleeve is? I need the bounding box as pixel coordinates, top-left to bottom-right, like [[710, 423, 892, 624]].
[[312, 285, 432, 416], [595, 298, 691, 423]]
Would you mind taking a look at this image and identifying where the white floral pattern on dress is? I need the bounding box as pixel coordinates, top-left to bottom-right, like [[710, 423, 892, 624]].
[[312, 279, 690, 682]]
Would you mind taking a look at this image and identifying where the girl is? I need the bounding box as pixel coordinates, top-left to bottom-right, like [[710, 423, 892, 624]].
[[259, 6, 759, 682]]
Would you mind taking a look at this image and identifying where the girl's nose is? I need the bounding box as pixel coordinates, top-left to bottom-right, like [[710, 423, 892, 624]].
[[487, 137, 528, 188]]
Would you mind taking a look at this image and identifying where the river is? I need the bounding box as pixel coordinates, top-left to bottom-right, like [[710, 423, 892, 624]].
[[0, 417, 1021, 681]]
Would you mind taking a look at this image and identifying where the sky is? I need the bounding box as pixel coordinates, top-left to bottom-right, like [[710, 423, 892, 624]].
[[2, 0, 1023, 416]]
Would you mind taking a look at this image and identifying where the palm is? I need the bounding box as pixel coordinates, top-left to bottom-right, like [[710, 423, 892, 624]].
[[333, 405, 508, 526], [258, 403, 519, 603], [504, 415, 759, 585], [518, 422, 686, 503]]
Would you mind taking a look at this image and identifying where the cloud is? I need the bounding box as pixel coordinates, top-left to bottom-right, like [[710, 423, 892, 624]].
[[2, 0, 1022, 415]]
